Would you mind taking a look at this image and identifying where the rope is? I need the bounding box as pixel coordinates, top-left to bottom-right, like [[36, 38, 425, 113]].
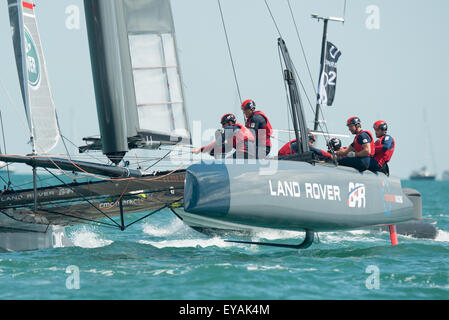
[[0, 110, 11, 188], [217, 0, 242, 103], [123, 197, 184, 230], [0, 78, 29, 134], [264, 0, 282, 38], [144, 150, 172, 171], [286, 0, 317, 93], [43, 168, 122, 228]]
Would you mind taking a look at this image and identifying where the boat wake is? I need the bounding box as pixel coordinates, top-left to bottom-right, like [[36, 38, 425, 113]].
[[434, 229, 449, 243], [139, 217, 237, 249], [69, 227, 114, 249], [138, 237, 235, 249], [142, 218, 188, 237], [251, 229, 302, 241]]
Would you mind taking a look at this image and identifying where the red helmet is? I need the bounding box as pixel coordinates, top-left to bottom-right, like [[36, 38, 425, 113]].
[[241, 99, 256, 111], [347, 116, 361, 126], [220, 113, 237, 125], [373, 120, 388, 131]]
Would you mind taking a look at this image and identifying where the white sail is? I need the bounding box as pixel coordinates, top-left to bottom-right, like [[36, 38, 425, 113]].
[[8, 0, 60, 154], [82, 0, 190, 163], [125, 0, 189, 139]]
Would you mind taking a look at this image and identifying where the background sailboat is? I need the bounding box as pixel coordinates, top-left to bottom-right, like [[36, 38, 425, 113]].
[[442, 169, 449, 181], [409, 110, 437, 180]]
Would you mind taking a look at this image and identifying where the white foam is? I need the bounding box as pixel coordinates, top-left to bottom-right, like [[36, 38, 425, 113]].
[[252, 229, 302, 240], [139, 237, 236, 249], [320, 231, 380, 244], [70, 227, 113, 249], [142, 219, 187, 237], [86, 269, 114, 277], [434, 229, 449, 242], [246, 264, 287, 272]]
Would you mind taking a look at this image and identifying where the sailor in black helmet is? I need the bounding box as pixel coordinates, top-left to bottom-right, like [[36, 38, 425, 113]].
[[336, 117, 374, 172]]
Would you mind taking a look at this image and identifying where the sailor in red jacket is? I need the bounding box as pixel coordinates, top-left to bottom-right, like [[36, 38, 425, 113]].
[[192, 114, 256, 159], [369, 120, 395, 176], [336, 117, 374, 172], [278, 132, 333, 161], [241, 99, 273, 158]]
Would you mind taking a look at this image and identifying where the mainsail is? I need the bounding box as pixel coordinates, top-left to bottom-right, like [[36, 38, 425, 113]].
[[83, 0, 190, 164], [7, 0, 60, 154]]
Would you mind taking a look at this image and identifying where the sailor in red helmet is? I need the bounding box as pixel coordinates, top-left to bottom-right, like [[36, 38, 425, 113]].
[[336, 117, 374, 172], [278, 132, 333, 161], [369, 120, 395, 176], [241, 99, 273, 158], [192, 113, 256, 159]]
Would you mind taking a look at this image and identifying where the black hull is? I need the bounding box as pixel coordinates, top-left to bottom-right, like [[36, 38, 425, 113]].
[[0, 171, 185, 227]]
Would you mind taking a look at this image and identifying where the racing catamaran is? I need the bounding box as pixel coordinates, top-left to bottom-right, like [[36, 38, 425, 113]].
[[175, 7, 435, 248], [0, 0, 188, 251], [0, 0, 436, 252]]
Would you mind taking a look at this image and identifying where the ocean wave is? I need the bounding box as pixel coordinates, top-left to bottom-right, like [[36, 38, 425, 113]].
[[252, 229, 302, 240], [142, 218, 187, 237], [434, 229, 449, 242], [69, 227, 113, 249], [138, 237, 236, 249]]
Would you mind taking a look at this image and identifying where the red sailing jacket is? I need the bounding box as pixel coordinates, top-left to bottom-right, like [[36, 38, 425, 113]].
[[201, 123, 255, 154], [352, 130, 375, 157], [373, 135, 395, 167], [278, 140, 333, 159], [245, 111, 273, 147]]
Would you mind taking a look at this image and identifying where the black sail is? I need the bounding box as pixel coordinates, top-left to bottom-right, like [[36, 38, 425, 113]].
[[83, 0, 191, 164]]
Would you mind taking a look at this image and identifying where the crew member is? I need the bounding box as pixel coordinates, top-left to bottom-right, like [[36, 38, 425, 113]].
[[336, 117, 374, 172], [192, 114, 256, 159], [278, 132, 333, 161], [241, 99, 273, 158], [369, 120, 395, 176]]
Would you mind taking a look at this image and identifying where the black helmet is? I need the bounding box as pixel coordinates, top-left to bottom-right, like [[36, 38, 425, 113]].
[[373, 120, 388, 131], [241, 99, 256, 111], [220, 113, 237, 125], [347, 117, 361, 127], [308, 132, 316, 143], [328, 137, 342, 152]]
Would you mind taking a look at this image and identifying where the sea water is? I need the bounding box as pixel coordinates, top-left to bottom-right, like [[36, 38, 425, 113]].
[[0, 175, 448, 300]]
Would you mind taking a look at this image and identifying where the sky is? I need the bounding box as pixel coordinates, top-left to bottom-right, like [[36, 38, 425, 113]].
[[0, 0, 448, 179]]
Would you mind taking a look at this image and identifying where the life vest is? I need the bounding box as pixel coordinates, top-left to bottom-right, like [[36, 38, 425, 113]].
[[278, 140, 297, 156], [245, 111, 273, 147], [232, 123, 256, 153], [201, 123, 255, 155], [353, 130, 375, 157], [278, 140, 332, 160], [373, 135, 395, 167]]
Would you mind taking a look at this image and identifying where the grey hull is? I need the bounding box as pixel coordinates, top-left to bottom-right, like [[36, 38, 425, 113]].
[[184, 160, 421, 233], [177, 210, 437, 240], [0, 213, 72, 252]]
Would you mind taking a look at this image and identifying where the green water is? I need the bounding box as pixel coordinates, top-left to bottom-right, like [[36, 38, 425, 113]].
[[0, 177, 448, 300]]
